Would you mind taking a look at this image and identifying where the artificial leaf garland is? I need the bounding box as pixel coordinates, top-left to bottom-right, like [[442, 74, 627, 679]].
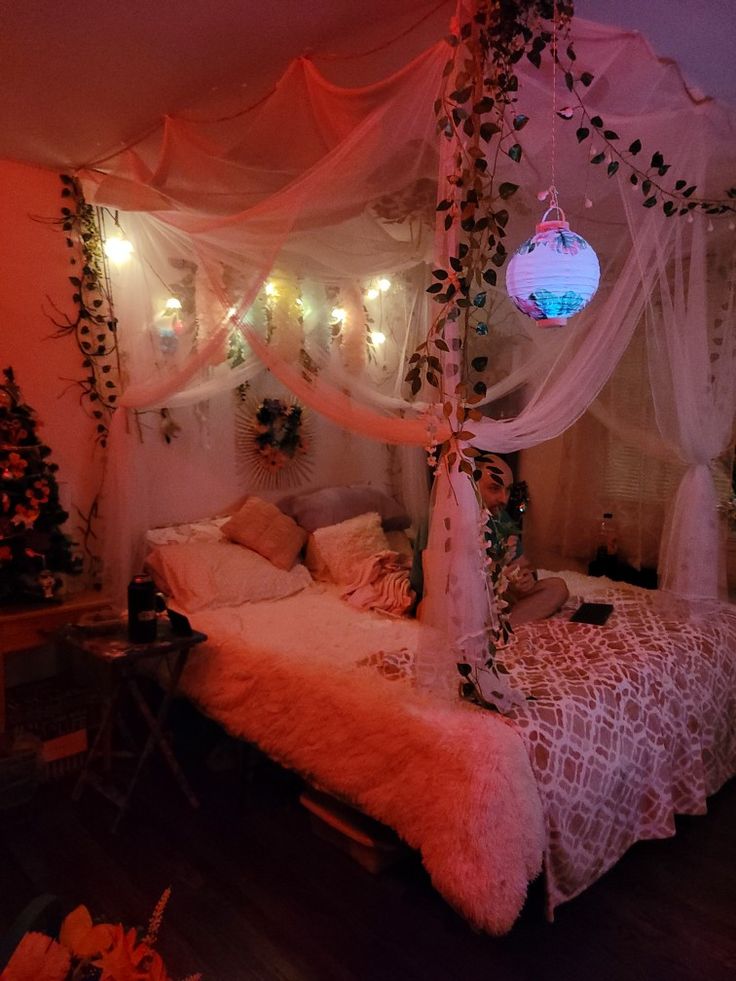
[[42, 176, 122, 449]]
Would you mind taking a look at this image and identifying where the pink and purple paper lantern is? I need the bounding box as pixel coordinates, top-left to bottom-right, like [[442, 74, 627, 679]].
[[505, 212, 600, 327]]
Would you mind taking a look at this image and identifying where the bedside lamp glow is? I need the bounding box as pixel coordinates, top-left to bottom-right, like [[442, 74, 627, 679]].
[[505, 208, 600, 327]]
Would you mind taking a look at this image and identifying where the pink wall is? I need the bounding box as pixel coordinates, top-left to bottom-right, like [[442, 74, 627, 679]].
[[0, 159, 103, 582]]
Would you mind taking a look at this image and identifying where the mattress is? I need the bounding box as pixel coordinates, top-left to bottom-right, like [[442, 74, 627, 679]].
[[175, 573, 736, 933]]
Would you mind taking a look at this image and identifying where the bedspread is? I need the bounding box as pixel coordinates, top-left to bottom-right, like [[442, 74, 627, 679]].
[[505, 574, 736, 917]]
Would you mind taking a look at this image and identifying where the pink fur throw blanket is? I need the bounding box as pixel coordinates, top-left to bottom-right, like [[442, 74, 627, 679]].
[[178, 587, 545, 934], [341, 549, 414, 616]]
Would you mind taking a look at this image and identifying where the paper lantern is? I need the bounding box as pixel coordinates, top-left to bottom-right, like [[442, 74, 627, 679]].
[[505, 209, 600, 327]]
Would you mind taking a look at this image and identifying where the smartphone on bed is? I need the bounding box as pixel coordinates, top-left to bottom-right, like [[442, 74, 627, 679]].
[[570, 602, 614, 626]]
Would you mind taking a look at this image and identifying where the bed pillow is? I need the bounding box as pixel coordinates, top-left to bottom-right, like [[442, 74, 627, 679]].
[[222, 496, 307, 570], [145, 541, 312, 611], [278, 484, 410, 532], [145, 515, 229, 547], [310, 511, 390, 584]]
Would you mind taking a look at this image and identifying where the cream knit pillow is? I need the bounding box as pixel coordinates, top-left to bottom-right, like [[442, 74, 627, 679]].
[[311, 511, 389, 584]]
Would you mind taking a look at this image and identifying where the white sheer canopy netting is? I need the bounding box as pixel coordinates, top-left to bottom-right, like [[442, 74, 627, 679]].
[[82, 14, 736, 690]]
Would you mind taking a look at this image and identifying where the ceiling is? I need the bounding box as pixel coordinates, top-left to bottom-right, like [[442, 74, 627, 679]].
[[1, 0, 734, 171]]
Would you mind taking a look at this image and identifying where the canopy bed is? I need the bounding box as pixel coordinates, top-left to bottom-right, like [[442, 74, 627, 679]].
[[74, 0, 735, 936]]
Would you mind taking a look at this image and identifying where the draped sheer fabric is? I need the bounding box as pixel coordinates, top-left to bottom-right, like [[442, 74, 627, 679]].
[[81, 13, 736, 684]]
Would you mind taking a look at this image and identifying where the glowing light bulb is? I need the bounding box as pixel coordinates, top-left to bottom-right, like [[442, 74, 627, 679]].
[[331, 307, 347, 323], [264, 281, 278, 297], [164, 297, 182, 311], [365, 287, 379, 300], [370, 330, 386, 346], [226, 306, 238, 319], [104, 236, 133, 263], [378, 278, 391, 292]]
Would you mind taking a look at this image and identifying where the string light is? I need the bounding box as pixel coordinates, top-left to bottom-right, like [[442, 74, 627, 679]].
[[377, 278, 391, 292], [164, 297, 182, 311], [103, 236, 134, 264], [370, 330, 386, 345], [331, 307, 347, 323], [264, 281, 278, 297], [365, 287, 380, 300]]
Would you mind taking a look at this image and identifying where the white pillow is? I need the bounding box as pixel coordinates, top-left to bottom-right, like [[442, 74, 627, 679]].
[[310, 511, 390, 584], [145, 541, 312, 612], [145, 516, 229, 548]]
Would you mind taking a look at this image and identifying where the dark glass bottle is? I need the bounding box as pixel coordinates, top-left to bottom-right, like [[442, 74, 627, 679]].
[[127, 574, 157, 643]]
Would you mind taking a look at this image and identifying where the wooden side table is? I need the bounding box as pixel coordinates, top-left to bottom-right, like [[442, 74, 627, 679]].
[[59, 621, 207, 832], [0, 591, 110, 733]]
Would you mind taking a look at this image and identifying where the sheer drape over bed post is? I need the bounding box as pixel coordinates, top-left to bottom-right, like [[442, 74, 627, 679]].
[[624, 168, 736, 602]]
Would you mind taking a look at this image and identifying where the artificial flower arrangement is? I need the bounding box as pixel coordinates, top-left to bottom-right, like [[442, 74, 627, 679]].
[[0, 889, 200, 981], [253, 397, 306, 472]]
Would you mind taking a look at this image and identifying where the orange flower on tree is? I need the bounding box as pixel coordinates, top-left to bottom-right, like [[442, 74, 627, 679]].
[[28, 479, 50, 503], [4, 452, 28, 479], [11, 503, 39, 529]]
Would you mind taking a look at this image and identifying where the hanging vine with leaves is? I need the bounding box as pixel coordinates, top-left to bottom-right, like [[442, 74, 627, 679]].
[[44, 175, 122, 449]]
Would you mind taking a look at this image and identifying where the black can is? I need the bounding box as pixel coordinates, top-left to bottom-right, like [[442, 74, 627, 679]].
[[127, 574, 158, 643]]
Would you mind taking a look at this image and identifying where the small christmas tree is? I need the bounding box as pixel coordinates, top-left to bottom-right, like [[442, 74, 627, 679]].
[[0, 367, 82, 603]]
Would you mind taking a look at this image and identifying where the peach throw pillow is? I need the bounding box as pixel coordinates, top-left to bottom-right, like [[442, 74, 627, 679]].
[[222, 496, 307, 570]]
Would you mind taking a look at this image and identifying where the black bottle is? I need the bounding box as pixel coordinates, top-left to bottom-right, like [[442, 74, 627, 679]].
[[127, 574, 157, 643]]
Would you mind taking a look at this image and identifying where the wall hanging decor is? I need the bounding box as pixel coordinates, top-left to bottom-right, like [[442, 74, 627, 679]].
[[235, 396, 313, 489]]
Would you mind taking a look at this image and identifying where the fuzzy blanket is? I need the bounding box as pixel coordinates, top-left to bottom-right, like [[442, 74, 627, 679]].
[[178, 586, 545, 935]]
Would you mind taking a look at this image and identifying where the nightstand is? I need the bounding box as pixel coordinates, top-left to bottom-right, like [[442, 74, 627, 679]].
[[59, 621, 207, 832]]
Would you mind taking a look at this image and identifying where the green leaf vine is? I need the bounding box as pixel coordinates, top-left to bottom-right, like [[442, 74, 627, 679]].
[[553, 53, 736, 220], [405, 0, 574, 408], [46, 175, 122, 449]]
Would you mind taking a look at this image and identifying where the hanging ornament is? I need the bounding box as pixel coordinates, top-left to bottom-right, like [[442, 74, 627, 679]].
[[505, 0, 600, 328], [505, 205, 600, 327]]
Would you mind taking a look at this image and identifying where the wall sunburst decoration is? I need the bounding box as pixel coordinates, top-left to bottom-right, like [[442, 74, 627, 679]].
[[235, 396, 313, 489]]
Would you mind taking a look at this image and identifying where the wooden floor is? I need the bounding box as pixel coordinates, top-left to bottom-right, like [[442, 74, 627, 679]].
[[1, 705, 735, 981]]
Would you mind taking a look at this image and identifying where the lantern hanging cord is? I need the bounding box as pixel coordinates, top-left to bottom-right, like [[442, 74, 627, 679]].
[[550, 0, 558, 207]]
